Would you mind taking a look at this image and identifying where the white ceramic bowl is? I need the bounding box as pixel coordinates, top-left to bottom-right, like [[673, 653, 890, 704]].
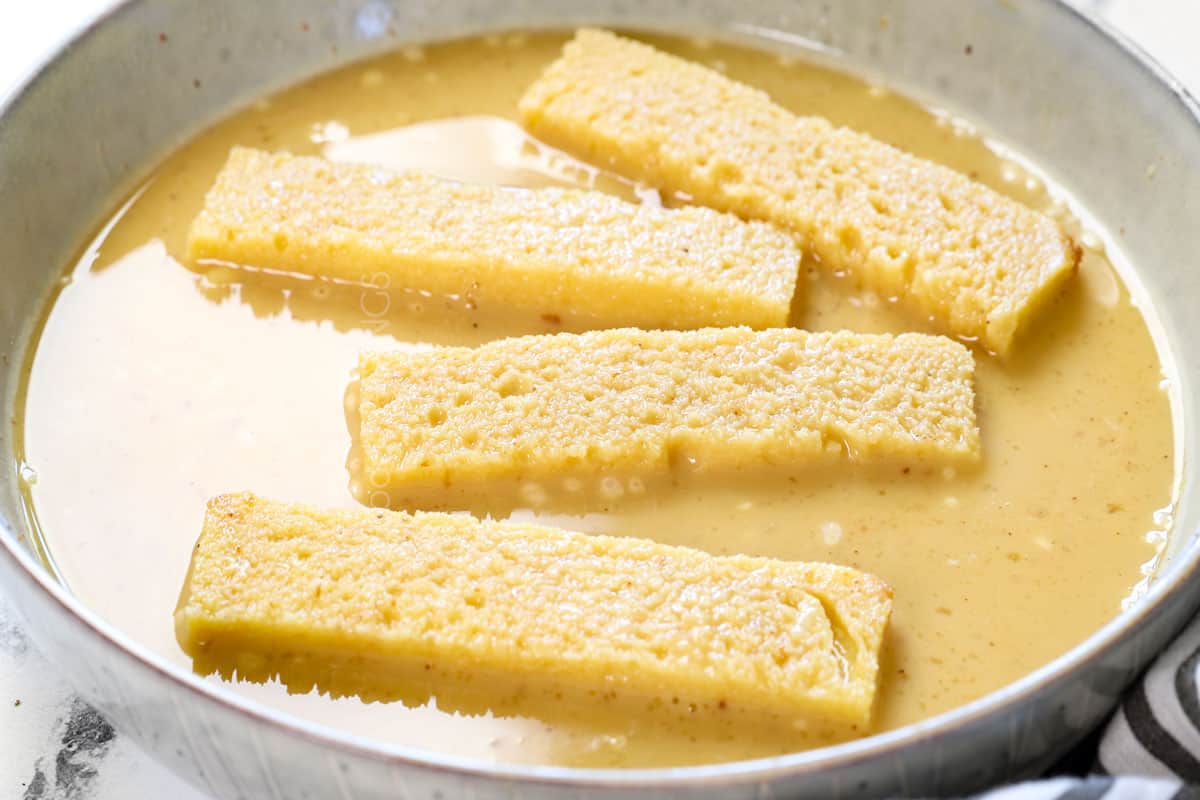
[[2, 1, 1200, 797]]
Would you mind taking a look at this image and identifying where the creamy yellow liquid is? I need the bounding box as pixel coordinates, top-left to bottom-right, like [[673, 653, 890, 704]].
[[16, 33, 1175, 767]]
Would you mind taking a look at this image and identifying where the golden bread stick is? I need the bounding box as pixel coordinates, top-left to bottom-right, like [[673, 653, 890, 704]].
[[187, 147, 802, 330], [519, 30, 1078, 354], [358, 327, 979, 501], [176, 493, 894, 725]]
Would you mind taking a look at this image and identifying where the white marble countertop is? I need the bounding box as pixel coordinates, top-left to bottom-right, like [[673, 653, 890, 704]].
[[2, 1, 1198, 797]]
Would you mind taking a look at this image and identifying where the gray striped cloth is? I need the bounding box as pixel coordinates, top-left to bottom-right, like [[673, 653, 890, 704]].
[[979, 611, 1200, 799]]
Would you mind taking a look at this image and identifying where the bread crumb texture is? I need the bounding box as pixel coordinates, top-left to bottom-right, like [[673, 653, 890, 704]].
[[176, 493, 894, 725], [520, 29, 1078, 354], [187, 147, 801, 329], [359, 327, 980, 493]]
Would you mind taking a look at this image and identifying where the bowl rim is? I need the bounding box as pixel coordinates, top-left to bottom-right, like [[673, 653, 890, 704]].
[[3, 0, 1200, 790]]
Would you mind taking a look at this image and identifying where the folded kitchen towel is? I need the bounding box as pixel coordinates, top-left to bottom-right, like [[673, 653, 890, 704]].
[[1098, 612, 1200, 780]]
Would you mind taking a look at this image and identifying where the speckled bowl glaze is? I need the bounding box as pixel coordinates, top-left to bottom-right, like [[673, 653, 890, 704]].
[[2, 1, 1200, 797]]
